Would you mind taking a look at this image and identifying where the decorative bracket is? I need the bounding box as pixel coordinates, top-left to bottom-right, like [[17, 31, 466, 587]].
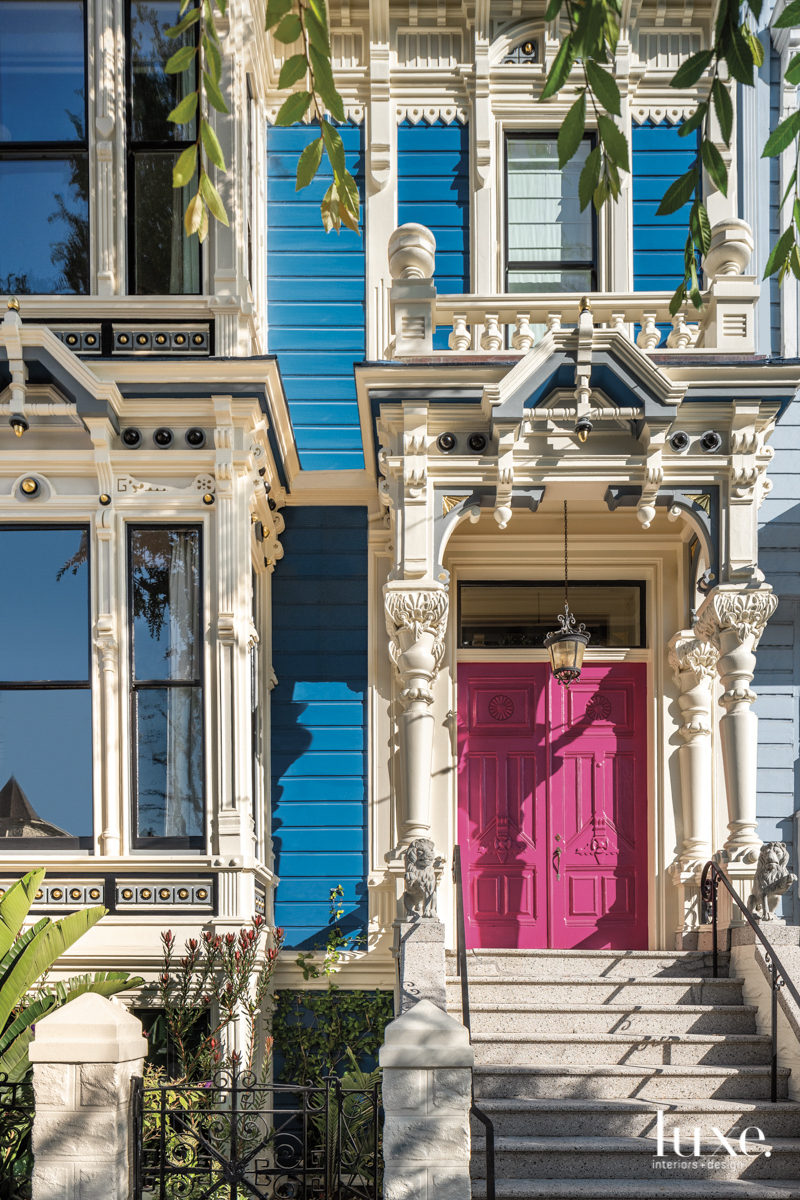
[[433, 485, 545, 582]]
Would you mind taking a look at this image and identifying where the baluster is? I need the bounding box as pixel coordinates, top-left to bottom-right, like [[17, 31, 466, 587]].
[[610, 312, 628, 337], [448, 312, 471, 352], [546, 312, 562, 333], [636, 311, 660, 350], [512, 312, 534, 351], [480, 312, 503, 351], [667, 311, 693, 349]]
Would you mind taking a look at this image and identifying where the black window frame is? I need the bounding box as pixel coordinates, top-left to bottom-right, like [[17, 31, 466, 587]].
[[0, 0, 90, 295], [0, 522, 93, 848], [124, 0, 201, 296], [504, 131, 598, 294], [457, 579, 647, 650], [128, 523, 205, 850]]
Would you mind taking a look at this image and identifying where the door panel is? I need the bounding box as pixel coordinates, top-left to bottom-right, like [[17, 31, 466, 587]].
[[458, 662, 648, 950]]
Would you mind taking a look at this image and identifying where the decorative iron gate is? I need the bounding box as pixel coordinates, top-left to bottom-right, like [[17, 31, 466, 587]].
[[0, 1073, 34, 1200], [132, 1069, 381, 1200]]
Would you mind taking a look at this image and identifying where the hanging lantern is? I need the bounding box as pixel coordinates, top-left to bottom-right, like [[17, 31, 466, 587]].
[[544, 501, 590, 686]]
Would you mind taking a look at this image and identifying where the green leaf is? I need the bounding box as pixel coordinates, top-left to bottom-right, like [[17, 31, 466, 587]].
[[540, 34, 574, 101], [305, 6, 330, 56], [204, 0, 220, 44], [572, 0, 605, 60], [279, 53, 308, 88], [558, 92, 586, 169], [786, 53, 800, 86], [690, 285, 703, 310], [165, 44, 197, 74], [691, 199, 712, 256], [701, 138, 728, 196], [712, 79, 733, 146], [543, 0, 562, 19], [203, 30, 222, 81], [321, 181, 340, 232], [166, 6, 200, 37], [199, 171, 230, 224], [670, 48, 713, 89], [185, 189, 204, 236], [309, 44, 345, 121], [724, 19, 755, 86], [669, 281, 687, 317], [275, 12, 302, 42], [578, 144, 602, 212], [656, 164, 698, 215], [265, 0, 292, 29], [203, 69, 229, 113], [794, 196, 800, 231], [780, 168, 798, 212], [763, 109, 800, 157], [168, 91, 198, 125], [791, 243, 800, 280], [338, 167, 360, 223], [200, 117, 226, 169], [321, 118, 346, 179], [275, 90, 312, 125], [748, 31, 765, 70], [585, 60, 620, 116], [679, 102, 707, 138], [775, 0, 800, 28], [0, 870, 45, 960], [597, 114, 629, 172], [593, 177, 609, 211], [296, 136, 324, 189], [173, 143, 198, 187], [764, 224, 794, 279]]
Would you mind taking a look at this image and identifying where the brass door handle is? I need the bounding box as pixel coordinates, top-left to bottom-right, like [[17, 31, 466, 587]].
[[553, 847, 562, 881]]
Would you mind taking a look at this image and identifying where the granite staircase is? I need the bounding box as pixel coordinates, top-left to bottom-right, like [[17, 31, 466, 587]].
[[446, 948, 800, 1199]]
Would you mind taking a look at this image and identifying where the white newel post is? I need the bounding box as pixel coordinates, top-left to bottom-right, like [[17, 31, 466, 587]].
[[380, 999, 474, 1200], [29, 992, 147, 1200], [695, 585, 778, 915], [384, 583, 449, 843], [668, 632, 719, 939]]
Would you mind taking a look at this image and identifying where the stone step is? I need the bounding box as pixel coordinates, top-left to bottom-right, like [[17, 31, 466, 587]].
[[471, 1032, 772, 1068], [446, 948, 730, 979], [449, 975, 745, 1006], [469, 1137, 800, 1182], [470, 1177, 800, 1199], [473, 1064, 791, 1102], [470, 1098, 800, 1139], [449, 1002, 759, 1036]]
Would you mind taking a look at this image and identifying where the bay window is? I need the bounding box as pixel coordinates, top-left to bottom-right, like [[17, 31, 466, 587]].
[[0, 0, 89, 294], [129, 527, 204, 847], [0, 526, 92, 845]]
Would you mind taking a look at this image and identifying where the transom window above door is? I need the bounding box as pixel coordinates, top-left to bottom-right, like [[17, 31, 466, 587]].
[[505, 134, 596, 294], [459, 582, 645, 649]]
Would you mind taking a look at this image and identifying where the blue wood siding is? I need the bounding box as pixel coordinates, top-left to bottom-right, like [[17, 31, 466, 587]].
[[632, 120, 699, 292], [769, 45, 782, 355], [267, 123, 366, 471], [757, 393, 800, 917], [397, 118, 470, 349], [271, 506, 368, 947]]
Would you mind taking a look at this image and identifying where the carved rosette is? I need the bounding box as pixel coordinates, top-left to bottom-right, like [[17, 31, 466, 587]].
[[384, 584, 449, 707], [695, 587, 778, 651]]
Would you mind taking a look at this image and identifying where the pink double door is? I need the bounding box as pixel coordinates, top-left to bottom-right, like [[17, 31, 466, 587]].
[[457, 662, 648, 950]]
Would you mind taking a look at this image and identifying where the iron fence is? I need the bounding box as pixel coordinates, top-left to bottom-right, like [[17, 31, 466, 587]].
[[133, 1068, 381, 1200], [0, 1074, 33, 1200]]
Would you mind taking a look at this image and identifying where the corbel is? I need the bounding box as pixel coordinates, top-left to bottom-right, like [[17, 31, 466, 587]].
[[573, 299, 593, 436], [1, 302, 28, 432], [368, 0, 391, 188], [493, 420, 518, 529], [433, 485, 545, 582], [605, 484, 719, 600]]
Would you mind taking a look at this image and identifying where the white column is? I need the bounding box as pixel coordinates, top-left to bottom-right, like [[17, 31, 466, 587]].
[[380, 999, 473, 1200], [695, 584, 778, 913], [30, 993, 146, 1200]]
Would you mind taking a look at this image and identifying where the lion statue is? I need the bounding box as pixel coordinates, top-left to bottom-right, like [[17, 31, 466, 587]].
[[402, 838, 444, 920], [747, 842, 797, 922]]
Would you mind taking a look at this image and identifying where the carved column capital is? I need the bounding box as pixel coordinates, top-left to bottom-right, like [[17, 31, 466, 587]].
[[668, 633, 719, 687], [384, 582, 448, 706], [695, 584, 778, 652]]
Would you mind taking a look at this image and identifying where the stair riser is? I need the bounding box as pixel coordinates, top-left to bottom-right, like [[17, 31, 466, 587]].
[[469, 1149, 800, 1182], [448, 954, 727, 980], [473, 1040, 772, 1067], [454, 981, 745, 1005], [459, 1009, 758, 1036], [470, 1185, 800, 1199], [474, 1073, 790, 1102], [471, 1110, 800, 1139]]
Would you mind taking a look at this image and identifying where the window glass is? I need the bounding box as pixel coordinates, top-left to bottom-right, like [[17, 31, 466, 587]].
[[0, 157, 89, 294], [131, 528, 200, 681], [507, 137, 593, 291], [0, 690, 92, 837], [135, 687, 203, 838], [130, 0, 197, 142], [0, 528, 89, 680], [0, 0, 85, 143], [459, 583, 644, 649], [132, 153, 200, 294]]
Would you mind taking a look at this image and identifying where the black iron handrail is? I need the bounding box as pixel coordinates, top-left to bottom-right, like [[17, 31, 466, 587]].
[[702, 859, 800, 1103], [453, 844, 495, 1200]]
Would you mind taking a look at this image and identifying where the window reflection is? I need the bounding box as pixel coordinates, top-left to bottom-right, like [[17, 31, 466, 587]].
[[0, 0, 86, 143], [136, 688, 203, 838], [0, 157, 89, 295], [130, 0, 197, 142], [459, 583, 645, 649], [131, 528, 200, 680], [132, 153, 200, 294]]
